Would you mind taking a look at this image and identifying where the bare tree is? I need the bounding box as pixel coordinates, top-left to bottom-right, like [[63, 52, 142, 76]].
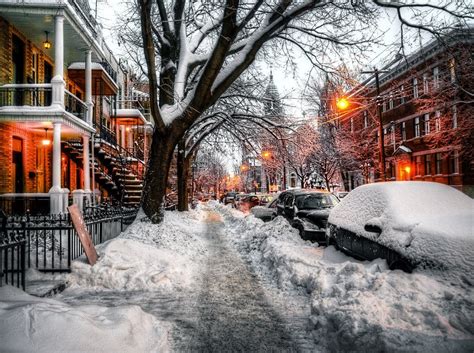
[[127, 0, 471, 223]]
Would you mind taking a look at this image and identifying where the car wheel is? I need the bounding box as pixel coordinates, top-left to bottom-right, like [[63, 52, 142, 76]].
[[326, 234, 339, 250], [388, 258, 413, 273]]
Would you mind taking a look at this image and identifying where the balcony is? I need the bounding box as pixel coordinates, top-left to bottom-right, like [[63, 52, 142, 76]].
[[0, 84, 88, 127], [68, 62, 119, 95]]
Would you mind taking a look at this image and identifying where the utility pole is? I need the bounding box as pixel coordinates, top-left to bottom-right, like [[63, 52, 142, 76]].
[[361, 68, 387, 182]]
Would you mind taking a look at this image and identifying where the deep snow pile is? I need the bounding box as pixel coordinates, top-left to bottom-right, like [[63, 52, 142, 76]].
[[213, 202, 474, 352], [67, 208, 207, 292], [329, 182, 474, 279], [0, 286, 169, 353]]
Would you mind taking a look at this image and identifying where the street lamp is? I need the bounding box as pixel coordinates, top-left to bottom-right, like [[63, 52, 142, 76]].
[[336, 88, 386, 182]]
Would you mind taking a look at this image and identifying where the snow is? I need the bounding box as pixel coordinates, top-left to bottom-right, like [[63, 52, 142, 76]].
[[68, 209, 207, 292], [329, 182, 474, 279], [0, 286, 169, 353], [1, 200, 472, 352], [212, 202, 474, 352]]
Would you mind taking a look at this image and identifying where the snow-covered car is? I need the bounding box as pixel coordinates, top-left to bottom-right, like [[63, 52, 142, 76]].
[[276, 189, 339, 242], [326, 182, 474, 273], [250, 199, 278, 221], [335, 191, 349, 199]]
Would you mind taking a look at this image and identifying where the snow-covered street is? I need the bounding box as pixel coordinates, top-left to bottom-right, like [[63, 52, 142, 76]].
[[1, 202, 473, 352]]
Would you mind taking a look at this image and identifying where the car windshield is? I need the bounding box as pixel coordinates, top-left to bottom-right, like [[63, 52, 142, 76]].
[[295, 194, 338, 210]]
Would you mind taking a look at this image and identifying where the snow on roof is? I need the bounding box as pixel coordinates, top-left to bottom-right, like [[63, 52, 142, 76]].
[[115, 108, 148, 124], [329, 182, 474, 275], [68, 62, 105, 71]]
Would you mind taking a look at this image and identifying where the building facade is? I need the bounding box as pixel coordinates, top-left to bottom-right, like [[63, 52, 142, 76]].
[[336, 29, 474, 196], [0, 0, 152, 215]]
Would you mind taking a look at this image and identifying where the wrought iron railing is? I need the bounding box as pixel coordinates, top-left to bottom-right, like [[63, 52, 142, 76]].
[[0, 206, 138, 289], [0, 84, 52, 107], [65, 89, 87, 121], [99, 61, 118, 82]]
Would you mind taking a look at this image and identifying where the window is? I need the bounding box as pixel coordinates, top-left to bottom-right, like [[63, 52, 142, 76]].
[[363, 111, 368, 128], [450, 151, 459, 174], [449, 58, 456, 83], [382, 100, 387, 112], [433, 67, 440, 90], [425, 154, 431, 175], [350, 117, 354, 133], [452, 105, 458, 128], [435, 110, 441, 132], [414, 117, 420, 137], [399, 85, 405, 104], [423, 113, 430, 135], [415, 156, 422, 176], [413, 78, 419, 98], [401, 121, 406, 141], [390, 124, 395, 144], [435, 153, 442, 174], [423, 73, 429, 94], [389, 92, 394, 109]]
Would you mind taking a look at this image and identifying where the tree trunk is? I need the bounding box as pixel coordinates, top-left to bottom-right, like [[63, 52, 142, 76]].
[[177, 141, 191, 211], [142, 128, 178, 223]]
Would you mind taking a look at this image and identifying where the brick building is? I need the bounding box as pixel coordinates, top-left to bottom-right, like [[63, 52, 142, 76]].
[[336, 28, 474, 196], [0, 0, 152, 215]]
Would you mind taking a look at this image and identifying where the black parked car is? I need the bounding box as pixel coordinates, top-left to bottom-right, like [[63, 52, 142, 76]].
[[275, 189, 339, 243]]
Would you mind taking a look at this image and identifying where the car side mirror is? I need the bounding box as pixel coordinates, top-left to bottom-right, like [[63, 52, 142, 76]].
[[364, 224, 382, 234]]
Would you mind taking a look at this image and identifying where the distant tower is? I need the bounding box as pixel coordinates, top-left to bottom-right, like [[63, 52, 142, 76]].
[[263, 71, 283, 117]]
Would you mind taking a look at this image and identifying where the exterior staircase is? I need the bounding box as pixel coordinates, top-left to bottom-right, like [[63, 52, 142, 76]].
[[62, 135, 145, 207]]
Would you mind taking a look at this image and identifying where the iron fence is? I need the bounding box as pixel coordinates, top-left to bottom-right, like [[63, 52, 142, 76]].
[[0, 84, 52, 107], [0, 206, 138, 289]]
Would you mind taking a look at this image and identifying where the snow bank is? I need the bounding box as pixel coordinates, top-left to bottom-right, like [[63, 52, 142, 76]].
[[213, 203, 474, 352], [329, 182, 474, 278], [0, 285, 169, 353], [69, 238, 195, 292], [67, 208, 208, 292]]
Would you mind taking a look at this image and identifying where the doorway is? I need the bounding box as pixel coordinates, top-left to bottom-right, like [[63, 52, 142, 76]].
[[44, 61, 53, 105], [12, 35, 25, 105], [12, 137, 24, 193]]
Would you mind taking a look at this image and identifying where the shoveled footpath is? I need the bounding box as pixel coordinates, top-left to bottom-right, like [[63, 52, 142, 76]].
[[61, 211, 318, 352]]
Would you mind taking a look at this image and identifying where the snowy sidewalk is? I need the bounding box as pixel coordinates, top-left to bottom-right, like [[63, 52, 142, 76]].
[[1, 204, 473, 352]]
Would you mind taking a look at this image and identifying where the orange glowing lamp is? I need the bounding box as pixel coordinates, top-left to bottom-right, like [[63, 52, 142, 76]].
[[41, 128, 50, 146], [336, 97, 349, 110], [404, 165, 411, 174], [262, 151, 271, 159], [240, 164, 249, 172]]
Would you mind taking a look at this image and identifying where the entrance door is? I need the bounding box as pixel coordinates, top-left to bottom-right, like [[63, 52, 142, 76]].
[[44, 61, 53, 105], [12, 35, 25, 105], [12, 137, 24, 193]]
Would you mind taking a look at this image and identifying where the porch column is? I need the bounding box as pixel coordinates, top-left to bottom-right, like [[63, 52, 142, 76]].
[[49, 122, 63, 213], [51, 14, 65, 107], [121, 126, 126, 148], [83, 134, 91, 203], [85, 50, 93, 125]]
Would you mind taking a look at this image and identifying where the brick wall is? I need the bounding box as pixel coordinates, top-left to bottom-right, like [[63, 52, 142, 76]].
[[0, 123, 54, 193]]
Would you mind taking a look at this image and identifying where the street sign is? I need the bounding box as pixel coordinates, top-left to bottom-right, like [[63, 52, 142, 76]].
[[67, 204, 98, 266]]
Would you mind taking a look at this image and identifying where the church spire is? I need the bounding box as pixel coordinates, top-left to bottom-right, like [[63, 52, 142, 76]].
[[263, 70, 283, 117]]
